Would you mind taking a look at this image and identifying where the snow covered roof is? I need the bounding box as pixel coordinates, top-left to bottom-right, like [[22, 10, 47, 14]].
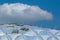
[[0, 24, 60, 40]]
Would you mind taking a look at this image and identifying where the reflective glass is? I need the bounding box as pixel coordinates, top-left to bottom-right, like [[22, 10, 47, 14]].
[[47, 37, 59, 40], [15, 36, 43, 40]]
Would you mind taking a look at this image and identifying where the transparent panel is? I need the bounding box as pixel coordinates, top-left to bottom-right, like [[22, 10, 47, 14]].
[[0, 35, 12, 40], [55, 32, 60, 36], [47, 37, 59, 40], [40, 31, 51, 36], [15, 36, 43, 40], [0, 36, 8, 40]]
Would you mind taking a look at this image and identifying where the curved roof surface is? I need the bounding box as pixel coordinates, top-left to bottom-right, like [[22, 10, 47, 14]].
[[0, 24, 60, 40]]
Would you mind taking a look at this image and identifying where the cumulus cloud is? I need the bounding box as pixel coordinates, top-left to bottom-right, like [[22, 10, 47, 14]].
[[0, 3, 53, 24]]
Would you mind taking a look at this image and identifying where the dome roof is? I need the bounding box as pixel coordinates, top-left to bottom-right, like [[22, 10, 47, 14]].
[[0, 24, 60, 40]]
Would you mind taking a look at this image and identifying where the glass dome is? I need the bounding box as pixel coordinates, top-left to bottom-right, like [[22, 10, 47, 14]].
[[0, 24, 60, 40]]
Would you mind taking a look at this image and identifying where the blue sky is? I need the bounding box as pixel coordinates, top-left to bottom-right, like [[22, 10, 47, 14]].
[[0, 0, 60, 30]]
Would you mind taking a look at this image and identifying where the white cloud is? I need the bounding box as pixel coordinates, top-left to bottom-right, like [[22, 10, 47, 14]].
[[0, 3, 53, 23]]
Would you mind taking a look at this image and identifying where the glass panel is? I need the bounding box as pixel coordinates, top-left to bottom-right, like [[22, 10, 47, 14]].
[[40, 31, 51, 35], [15, 36, 43, 40], [47, 37, 59, 40]]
